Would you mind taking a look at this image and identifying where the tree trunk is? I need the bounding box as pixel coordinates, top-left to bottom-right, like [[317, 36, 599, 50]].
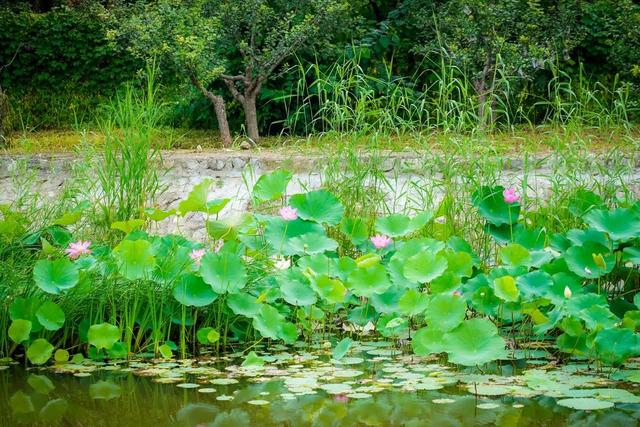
[[209, 94, 233, 147], [242, 93, 259, 143], [189, 75, 233, 147], [0, 87, 6, 144]]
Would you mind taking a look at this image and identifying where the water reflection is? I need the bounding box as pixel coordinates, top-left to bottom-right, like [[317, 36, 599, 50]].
[[2, 366, 640, 426]]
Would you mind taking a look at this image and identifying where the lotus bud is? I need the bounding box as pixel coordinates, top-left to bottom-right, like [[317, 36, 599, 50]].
[[592, 253, 606, 270], [564, 286, 572, 299]]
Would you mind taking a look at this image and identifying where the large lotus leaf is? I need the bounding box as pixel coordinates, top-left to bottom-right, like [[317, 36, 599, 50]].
[[298, 254, 338, 276], [447, 236, 481, 265], [340, 217, 369, 245], [442, 318, 507, 366], [492, 275, 520, 302], [514, 227, 546, 250], [499, 243, 531, 267], [398, 288, 430, 316], [9, 297, 43, 333], [516, 270, 553, 300], [289, 190, 344, 225], [88, 323, 120, 350], [430, 272, 462, 294], [566, 228, 609, 247], [565, 242, 615, 279], [370, 287, 402, 314], [472, 186, 519, 226], [264, 217, 324, 255], [374, 212, 433, 237], [35, 301, 65, 331], [26, 338, 54, 365], [110, 219, 145, 234], [288, 232, 338, 255], [403, 251, 448, 283], [200, 252, 247, 294], [332, 337, 353, 360], [8, 319, 32, 343], [346, 264, 391, 297], [153, 246, 192, 285], [227, 293, 261, 317], [469, 286, 501, 317], [278, 269, 317, 306], [312, 275, 347, 304], [424, 294, 466, 332], [585, 207, 640, 242], [580, 305, 618, 330], [33, 258, 79, 294], [206, 213, 253, 241], [377, 314, 408, 338], [112, 239, 156, 281], [173, 274, 218, 307], [412, 327, 446, 355], [253, 169, 292, 203], [442, 250, 473, 278], [593, 327, 639, 366], [252, 304, 285, 340]]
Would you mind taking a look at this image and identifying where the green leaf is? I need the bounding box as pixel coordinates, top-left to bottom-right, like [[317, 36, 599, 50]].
[[424, 294, 466, 332], [252, 304, 285, 340], [196, 327, 220, 345], [398, 289, 430, 317], [110, 219, 145, 234], [332, 337, 353, 360], [312, 275, 347, 304], [375, 212, 432, 237], [54, 349, 69, 363], [472, 186, 519, 226], [593, 327, 639, 366], [39, 398, 68, 422], [442, 319, 507, 366], [253, 169, 292, 202], [289, 190, 344, 225], [88, 323, 120, 350], [556, 398, 614, 410], [144, 208, 177, 222], [412, 327, 446, 355], [340, 217, 369, 245], [9, 390, 34, 414], [8, 319, 32, 343], [287, 232, 338, 255], [206, 213, 252, 240], [278, 270, 317, 306], [241, 351, 265, 367], [35, 301, 65, 331], [584, 207, 640, 242], [178, 179, 213, 215], [347, 264, 391, 297], [158, 344, 173, 359], [112, 239, 156, 281], [173, 274, 218, 307], [500, 243, 531, 267], [227, 293, 261, 317], [264, 217, 324, 255], [403, 251, 448, 283], [493, 275, 520, 302], [33, 258, 79, 295], [200, 252, 247, 294], [565, 242, 615, 279], [27, 338, 54, 365]]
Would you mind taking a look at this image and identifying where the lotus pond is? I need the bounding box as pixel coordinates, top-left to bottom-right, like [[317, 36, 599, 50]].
[[3, 341, 640, 426], [3, 168, 640, 425]]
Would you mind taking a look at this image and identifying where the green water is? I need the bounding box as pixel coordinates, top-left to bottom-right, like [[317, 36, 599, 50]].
[[2, 346, 640, 426]]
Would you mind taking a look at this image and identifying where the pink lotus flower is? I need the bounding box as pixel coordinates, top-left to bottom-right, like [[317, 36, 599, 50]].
[[65, 240, 92, 260], [279, 206, 298, 221], [503, 188, 520, 204], [189, 248, 206, 266], [370, 234, 393, 249]]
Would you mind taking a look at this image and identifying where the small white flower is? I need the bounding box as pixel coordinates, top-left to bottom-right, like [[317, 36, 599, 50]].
[[564, 286, 572, 299]]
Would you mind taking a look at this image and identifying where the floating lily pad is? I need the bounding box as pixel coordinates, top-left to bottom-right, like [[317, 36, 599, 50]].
[[556, 398, 614, 410]]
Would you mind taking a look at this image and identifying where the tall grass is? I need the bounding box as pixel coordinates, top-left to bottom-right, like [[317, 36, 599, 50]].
[[93, 63, 165, 234], [281, 54, 636, 137]]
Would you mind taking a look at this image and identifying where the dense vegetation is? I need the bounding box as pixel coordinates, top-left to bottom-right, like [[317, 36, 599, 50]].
[[1, 0, 639, 141]]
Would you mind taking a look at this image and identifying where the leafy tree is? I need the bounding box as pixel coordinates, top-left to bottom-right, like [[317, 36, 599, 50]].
[[405, 0, 580, 126], [120, 0, 233, 145], [122, 0, 346, 144]]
